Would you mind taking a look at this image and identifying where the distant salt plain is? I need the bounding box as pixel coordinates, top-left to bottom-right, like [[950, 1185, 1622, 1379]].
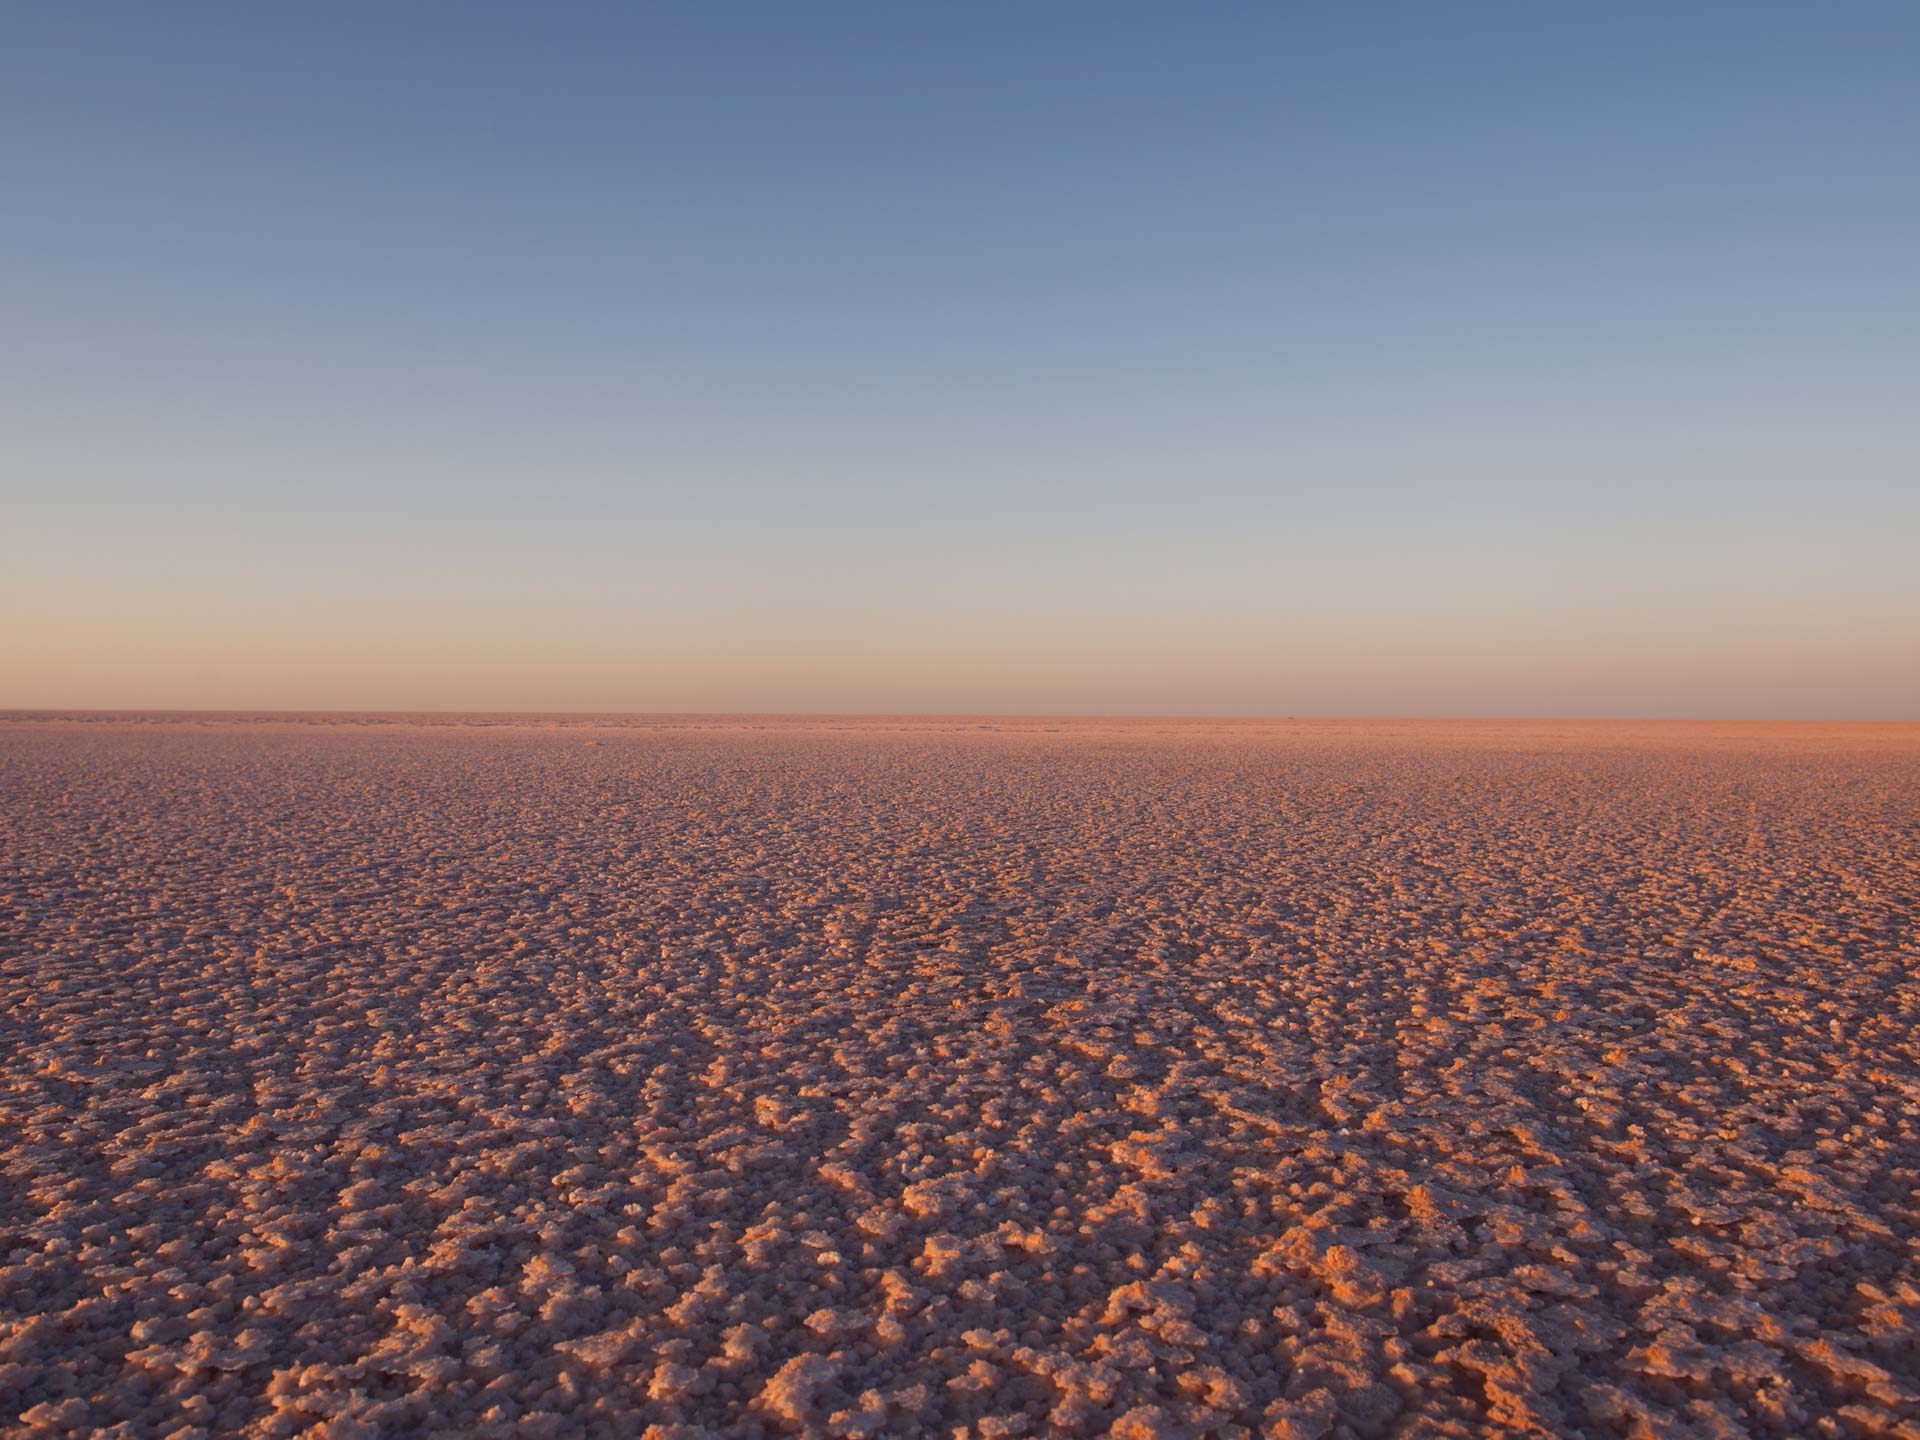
[[2, 715, 1916, 1438]]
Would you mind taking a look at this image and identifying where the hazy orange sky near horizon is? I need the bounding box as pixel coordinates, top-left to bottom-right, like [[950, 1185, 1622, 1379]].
[[6, 6, 1918, 719], [7, 583, 1914, 719]]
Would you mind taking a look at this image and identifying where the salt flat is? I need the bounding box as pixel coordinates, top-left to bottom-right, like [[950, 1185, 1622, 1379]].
[[2, 716, 1916, 1439]]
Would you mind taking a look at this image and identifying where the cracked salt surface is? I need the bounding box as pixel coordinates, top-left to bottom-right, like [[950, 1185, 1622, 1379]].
[[2, 714, 1917, 1438]]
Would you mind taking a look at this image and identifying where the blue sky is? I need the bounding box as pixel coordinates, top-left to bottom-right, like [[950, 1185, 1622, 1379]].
[[5, 4, 1916, 714]]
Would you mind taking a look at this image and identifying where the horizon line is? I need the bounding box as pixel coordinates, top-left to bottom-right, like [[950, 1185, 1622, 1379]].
[[5, 708, 1916, 726]]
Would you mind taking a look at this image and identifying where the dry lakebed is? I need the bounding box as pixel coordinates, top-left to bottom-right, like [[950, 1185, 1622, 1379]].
[[2, 715, 1917, 1439]]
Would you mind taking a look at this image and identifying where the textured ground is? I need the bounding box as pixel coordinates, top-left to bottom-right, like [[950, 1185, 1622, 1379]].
[[2, 716, 1918, 1440]]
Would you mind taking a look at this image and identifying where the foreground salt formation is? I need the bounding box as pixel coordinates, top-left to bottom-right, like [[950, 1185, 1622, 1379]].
[[2, 715, 1916, 1439]]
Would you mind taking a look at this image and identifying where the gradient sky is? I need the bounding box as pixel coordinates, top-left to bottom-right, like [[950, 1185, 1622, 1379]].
[[5, 4, 1917, 716]]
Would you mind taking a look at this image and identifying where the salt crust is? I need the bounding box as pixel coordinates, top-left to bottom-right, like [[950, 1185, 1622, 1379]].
[[2, 716, 1917, 1437]]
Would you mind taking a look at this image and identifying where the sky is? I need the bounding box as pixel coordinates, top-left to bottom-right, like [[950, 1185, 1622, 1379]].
[[4, 3, 1917, 717]]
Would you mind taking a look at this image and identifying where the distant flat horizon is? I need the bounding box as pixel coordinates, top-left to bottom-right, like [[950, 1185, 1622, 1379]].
[[7, 709, 1917, 728]]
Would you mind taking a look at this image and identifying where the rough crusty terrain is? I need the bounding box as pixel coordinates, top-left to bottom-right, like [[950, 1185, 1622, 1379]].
[[3, 715, 1917, 1440]]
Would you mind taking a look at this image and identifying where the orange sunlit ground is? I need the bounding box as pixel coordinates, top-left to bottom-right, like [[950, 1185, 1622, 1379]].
[[3, 714, 1916, 1437]]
